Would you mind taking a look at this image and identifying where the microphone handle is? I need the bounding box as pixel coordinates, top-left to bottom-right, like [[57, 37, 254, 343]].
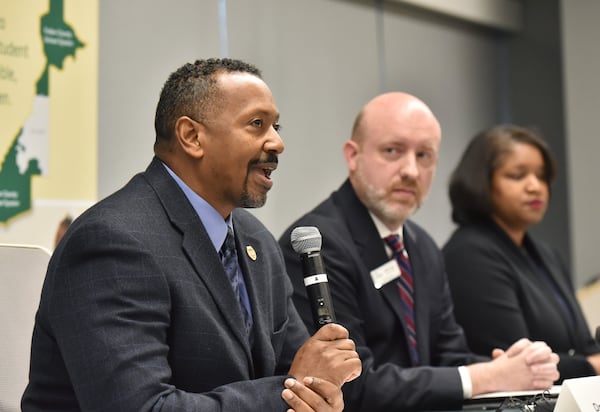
[[596, 326, 600, 344], [301, 252, 336, 329]]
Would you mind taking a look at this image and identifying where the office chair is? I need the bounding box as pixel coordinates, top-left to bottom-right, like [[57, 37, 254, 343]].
[[0, 244, 50, 412]]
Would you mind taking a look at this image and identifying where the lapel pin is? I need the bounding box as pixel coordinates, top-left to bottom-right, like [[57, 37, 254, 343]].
[[246, 245, 257, 261]]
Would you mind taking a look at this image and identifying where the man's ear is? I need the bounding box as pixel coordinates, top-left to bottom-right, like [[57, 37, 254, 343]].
[[175, 116, 204, 158], [343, 139, 359, 172]]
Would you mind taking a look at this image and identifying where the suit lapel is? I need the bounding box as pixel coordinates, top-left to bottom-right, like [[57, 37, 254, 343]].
[[526, 236, 580, 337], [143, 159, 252, 362], [180, 228, 252, 353], [489, 221, 580, 339], [231, 216, 273, 376], [334, 181, 407, 328]]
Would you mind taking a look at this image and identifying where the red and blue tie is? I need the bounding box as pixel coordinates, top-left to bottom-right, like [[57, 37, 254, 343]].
[[384, 234, 419, 366]]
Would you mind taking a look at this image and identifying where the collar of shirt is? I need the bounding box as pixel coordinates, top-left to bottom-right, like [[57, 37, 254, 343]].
[[162, 162, 230, 252], [368, 211, 403, 257]]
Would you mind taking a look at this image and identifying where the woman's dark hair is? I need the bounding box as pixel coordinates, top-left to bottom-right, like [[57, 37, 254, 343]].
[[449, 124, 557, 225]]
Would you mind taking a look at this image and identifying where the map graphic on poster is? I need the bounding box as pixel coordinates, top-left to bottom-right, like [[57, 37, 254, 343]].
[[0, 0, 84, 223]]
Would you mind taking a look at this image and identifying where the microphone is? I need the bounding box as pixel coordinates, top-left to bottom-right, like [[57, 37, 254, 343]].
[[290, 226, 336, 329], [596, 326, 600, 345]]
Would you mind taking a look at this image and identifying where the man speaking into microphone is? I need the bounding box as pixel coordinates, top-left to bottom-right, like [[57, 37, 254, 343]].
[[22, 58, 361, 412]]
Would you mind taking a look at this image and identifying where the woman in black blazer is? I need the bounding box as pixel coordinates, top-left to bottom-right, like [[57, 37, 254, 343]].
[[442, 124, 600, 381]]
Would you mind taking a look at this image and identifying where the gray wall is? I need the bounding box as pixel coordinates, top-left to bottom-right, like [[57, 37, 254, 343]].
[[561, 1, 600, 285], [99, 0, 499, 242], [99, 0, 593, 286]]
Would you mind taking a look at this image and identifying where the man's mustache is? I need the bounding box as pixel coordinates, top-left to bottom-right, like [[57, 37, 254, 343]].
[[251, 153, 279, 166]]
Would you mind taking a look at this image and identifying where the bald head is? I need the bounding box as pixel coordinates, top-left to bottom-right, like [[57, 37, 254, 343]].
[[351, 92, 441, 145], [344, 92, 442, 229]]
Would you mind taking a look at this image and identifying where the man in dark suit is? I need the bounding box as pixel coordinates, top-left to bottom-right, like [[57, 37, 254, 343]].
[[279, 92, 560, 411], [22, 58, 361, 412]]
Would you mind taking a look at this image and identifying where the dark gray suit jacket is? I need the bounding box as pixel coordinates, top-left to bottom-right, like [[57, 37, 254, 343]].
[[279, 180, 485, 412], [443, 219, 599, 381], [22, 158, 309, 411]]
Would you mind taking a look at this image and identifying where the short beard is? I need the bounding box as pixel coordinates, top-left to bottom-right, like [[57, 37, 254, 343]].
[[354, 169, 418, 228], [240, 185, 266, 209], [239, 167, 267, 209], [240, 154, 278, 208]]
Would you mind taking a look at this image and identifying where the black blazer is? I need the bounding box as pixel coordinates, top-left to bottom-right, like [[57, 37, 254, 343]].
[[22, 158, 309, 411], [279, 180, 485, 412], [443, 219, 599, 381]]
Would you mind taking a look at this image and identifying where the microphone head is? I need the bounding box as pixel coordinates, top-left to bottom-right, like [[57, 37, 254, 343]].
[[290, 226, 322, 254]]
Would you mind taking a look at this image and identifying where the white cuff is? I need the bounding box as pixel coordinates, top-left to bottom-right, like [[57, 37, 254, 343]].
[[458, 366, 473, 399]]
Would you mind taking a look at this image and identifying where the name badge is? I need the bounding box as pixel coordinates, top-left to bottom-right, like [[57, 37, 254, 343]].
[[370, 259, 401, 289]]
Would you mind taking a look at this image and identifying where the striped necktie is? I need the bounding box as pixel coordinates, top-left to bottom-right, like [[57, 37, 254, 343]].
[[384, 234, 419, 366], [220, 226, 253, 339]]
